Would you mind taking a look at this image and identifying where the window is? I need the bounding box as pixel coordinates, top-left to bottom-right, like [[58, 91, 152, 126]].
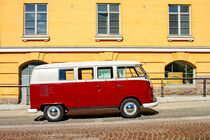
[[24, 4, 47, 35], [169, 5, 190, 35], [78, 68, 94, 80], [168, 5, 193, 41], [23, 4, 48, 40], [165, 61, 194, 84], [97, 67, 113, 79], [117, 67, 139, 78], [135, 66, 146, 77], [97, 4, 120, 35], [59, 69, 74, 80]]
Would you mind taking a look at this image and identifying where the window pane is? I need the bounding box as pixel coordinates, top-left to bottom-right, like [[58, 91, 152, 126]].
[[78, 68, 93, 80], [117, 67, 138, 78], [110, 4, 119, 12], [98, 4, 107, 11], [97, 67, 113, 79], [169, 14, 178, 21], [180, 6, 189, 12], [181, 28, 189, 35], [110, 20, 119, 26], [98, 13, 107, 34], [110, 13, 119, 20], [25, 4, 35, 12], [25, 13, 35, 20], [25, 20, 35, 28], [181, 14, 189, 21], [37, 21, 47, 34], [37, 4, 47, 11], [98, 21, 107, 26], [169, 5, 178, 12], [181, 21, 189, 28], [98, 13, 107, 20], [110, 27, 119, 34], [98, 28, 107, 34], [37, 13, 47, 20], [169, 21, 178, 27], [169, 28, 178, 35], [25, 28, 35, 34], [110, 14, 119, 26]]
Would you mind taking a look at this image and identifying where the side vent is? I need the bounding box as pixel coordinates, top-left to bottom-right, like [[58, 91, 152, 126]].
[[40, 85, 49, 97]]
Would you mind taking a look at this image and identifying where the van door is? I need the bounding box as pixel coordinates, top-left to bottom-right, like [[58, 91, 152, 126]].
[[76, 68, 97, 108], [116, 66, 143, 100], [96, 67, 117, 107]]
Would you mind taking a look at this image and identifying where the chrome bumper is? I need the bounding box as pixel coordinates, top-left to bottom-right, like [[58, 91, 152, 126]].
[[142, 98, 158, 108]]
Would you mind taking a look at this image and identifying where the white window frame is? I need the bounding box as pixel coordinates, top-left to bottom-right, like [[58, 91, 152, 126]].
[[95, 4, 123, 41], [22, 4, 49, 41], [168, 5, 194, 41]]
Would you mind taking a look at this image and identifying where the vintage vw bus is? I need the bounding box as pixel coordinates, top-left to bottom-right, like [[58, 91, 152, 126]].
[[29, 61, 158, 121]]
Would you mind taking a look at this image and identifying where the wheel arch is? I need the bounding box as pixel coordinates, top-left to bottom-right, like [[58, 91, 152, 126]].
[[40, 103, 67, 111]]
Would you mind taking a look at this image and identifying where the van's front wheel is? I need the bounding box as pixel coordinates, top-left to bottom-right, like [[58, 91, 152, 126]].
[[44, 105, 64, 122], [120, 98, 140, 118]]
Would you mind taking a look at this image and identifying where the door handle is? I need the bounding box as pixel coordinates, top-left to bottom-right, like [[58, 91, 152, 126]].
[[97, 85, 102, 88], [117, 85, 124, 87]]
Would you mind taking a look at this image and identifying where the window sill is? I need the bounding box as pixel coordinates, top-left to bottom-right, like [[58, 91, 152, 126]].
[[21, 35, 50, 42], [168, 35, 194, 42], [95, 35, 123, 41]]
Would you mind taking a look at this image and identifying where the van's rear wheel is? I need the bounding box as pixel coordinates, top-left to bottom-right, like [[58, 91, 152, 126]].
[[120, 98, 140, 118], [44, 105, 64, 122]]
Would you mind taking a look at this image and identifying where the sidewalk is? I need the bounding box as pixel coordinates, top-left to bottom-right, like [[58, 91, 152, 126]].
[[0, 96, 210, 111]]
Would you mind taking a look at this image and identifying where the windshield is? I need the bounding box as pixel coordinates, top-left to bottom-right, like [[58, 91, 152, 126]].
[[135, 65, 147, 77]]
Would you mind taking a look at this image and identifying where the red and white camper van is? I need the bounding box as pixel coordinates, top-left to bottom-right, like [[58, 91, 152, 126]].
[[29, 61, 158, 121]]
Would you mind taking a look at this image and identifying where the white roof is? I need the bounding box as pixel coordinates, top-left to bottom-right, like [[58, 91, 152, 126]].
[[35, 61, 142, 69]]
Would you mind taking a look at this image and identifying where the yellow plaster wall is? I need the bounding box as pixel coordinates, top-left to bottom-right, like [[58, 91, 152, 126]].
[[1, 0, 210, 47]]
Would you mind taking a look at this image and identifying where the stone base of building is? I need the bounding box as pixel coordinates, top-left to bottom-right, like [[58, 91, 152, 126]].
[[0, 98, 19, 104]]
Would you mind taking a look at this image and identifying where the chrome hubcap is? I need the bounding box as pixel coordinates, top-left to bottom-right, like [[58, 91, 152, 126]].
[[49, 108, 58, 116], [126, 104, 134, 113], [47, 106, 60, 119], [124, 102, 137, 116]]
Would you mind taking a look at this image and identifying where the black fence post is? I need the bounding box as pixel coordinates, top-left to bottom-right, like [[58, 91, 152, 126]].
[[161, 78, 164, 97], [203, 78, 207, 97]]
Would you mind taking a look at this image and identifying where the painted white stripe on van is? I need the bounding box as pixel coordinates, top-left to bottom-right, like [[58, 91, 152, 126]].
[[1, 47, 210, 53]]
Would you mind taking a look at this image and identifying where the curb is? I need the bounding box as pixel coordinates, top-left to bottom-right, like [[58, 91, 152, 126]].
[[157, 96, 210, 103]]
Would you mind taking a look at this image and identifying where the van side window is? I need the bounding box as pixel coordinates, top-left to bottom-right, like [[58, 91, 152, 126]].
[[78, 68, 94, 80], [97, 67, 113, 79], [59, 69, 74, 80], [117, 67, 138, 78]]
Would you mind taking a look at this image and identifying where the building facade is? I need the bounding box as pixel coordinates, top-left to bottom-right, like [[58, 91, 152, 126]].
[[0, 0, 210, 104]]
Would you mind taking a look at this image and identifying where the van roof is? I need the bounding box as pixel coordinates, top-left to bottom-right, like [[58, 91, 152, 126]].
[[35, 61, 142, 69]]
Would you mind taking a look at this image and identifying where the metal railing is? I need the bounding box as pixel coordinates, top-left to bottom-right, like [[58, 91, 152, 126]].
[[150, 77, 210, 97]]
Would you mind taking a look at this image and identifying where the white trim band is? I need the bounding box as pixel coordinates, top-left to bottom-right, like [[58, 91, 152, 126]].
[[1, 47, 210, 53]]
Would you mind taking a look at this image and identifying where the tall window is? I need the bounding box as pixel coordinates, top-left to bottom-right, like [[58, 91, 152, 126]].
[[24, 4, 47, 35], [97, 4, 120, 35], [169, 5, 190, 36], [165, 61, 194, 84]]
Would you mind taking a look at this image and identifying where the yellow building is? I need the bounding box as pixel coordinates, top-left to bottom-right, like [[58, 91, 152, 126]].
[[0, 0, 210, 103]]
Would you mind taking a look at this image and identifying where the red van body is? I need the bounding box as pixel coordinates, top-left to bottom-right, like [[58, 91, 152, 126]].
[[29, 61, 157, 121]]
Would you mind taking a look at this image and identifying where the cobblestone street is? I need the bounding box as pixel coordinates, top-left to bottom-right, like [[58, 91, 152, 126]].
[[0, 101, 210, 139]]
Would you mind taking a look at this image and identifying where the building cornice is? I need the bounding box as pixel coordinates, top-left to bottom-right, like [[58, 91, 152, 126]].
[[1, 47, 210, 53]]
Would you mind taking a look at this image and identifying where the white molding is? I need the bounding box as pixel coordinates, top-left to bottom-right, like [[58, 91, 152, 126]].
[[95, 35, 123, 41], [21, 35, 50, 41], [168, 36, 194, 42], [2, 47, 210, 53]]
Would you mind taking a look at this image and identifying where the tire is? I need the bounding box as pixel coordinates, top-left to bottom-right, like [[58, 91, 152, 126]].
[[120, 98, 140, 118], [44, 105, 64, 122]]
